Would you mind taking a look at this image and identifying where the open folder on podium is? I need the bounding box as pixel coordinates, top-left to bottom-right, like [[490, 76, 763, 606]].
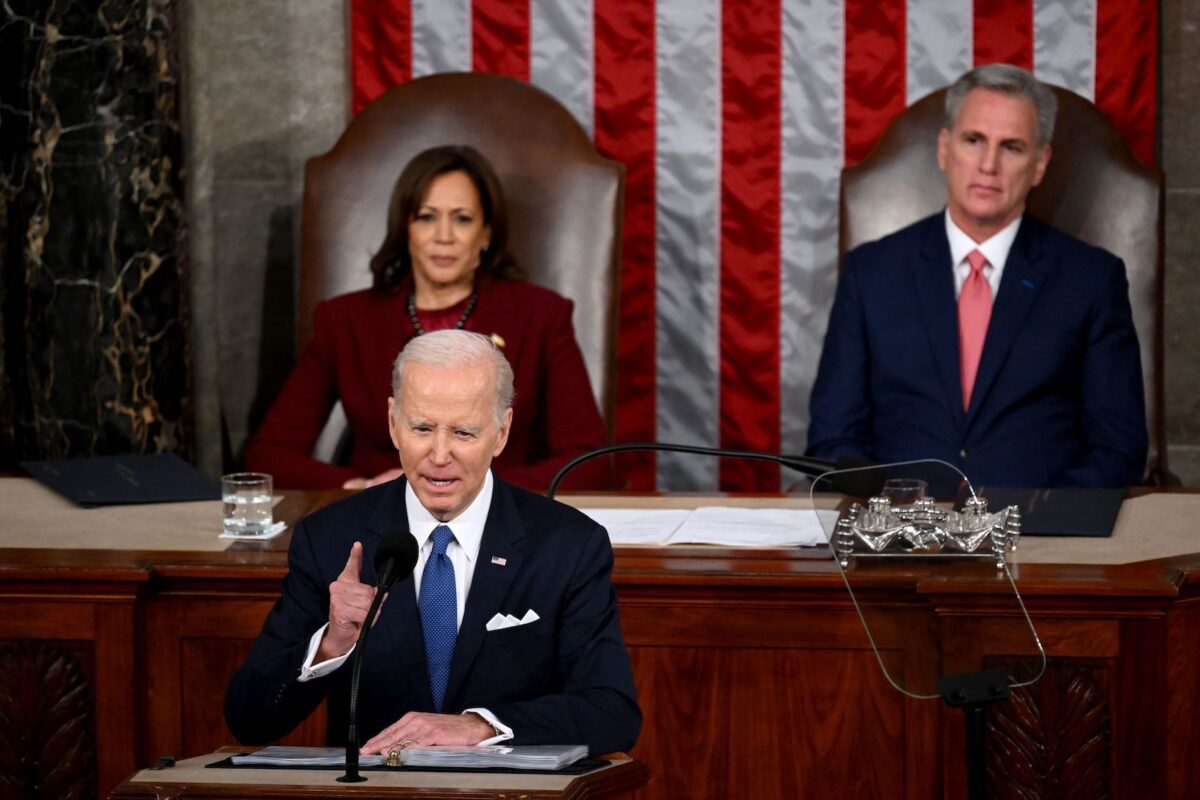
[[971, 486, 1124, 537]]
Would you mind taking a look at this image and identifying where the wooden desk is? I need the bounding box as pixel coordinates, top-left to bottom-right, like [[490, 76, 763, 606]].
[[108, 748, 648, 799], [0, 480, 1197, 799]]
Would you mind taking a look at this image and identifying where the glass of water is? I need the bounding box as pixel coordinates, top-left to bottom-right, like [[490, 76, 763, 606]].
[[881, 478, 927, 508], [222, 472, 273, 536]]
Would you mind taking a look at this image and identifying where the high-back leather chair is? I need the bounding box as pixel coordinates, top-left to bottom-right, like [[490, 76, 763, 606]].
[[299, 73, 623, 439], [839, 86, 1169, 483]]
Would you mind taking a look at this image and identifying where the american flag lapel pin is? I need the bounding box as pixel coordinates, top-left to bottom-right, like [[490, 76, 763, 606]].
[[491, 556, 507, 566]]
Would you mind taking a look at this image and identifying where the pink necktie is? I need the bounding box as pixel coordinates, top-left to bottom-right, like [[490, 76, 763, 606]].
[[958, 249, 992, 410]]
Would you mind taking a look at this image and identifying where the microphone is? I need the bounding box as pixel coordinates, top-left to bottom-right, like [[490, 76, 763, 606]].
[[546, 441, 876, 499], [339, 529, 419, 783], [374, 528, 420, 591]]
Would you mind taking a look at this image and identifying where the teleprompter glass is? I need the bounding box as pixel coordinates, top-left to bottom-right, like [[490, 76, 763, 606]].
[[810, 459, 1045, 700]]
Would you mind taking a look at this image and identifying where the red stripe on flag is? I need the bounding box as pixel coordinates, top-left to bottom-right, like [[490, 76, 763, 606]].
[[473, 0, 530, 79], [844, 0, 906, 165], [594, 0, 657, 491], [719, 0, 782, 490], [1096, 0, 1158, 165], [350, 0, 412, 115], [973, 0, 1033, 69]]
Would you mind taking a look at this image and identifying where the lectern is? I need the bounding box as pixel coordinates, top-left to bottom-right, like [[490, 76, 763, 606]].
[[109, 748, 650, 799]]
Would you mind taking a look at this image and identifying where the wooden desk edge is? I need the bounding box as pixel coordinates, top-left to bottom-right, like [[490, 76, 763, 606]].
[[109, 747, 651, 800]]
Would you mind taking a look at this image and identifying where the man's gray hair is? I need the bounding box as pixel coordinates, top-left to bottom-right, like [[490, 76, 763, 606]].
[[944, 63, 1057, 147], [392, 329, 515, 426]]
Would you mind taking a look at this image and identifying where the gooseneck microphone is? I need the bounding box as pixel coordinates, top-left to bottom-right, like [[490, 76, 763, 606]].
[[546, 441, 876, 499], [373, 530, 421, 593], [339, 529, 419, 783]]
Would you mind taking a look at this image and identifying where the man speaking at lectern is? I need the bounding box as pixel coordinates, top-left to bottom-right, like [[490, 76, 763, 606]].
[[226, 330, 640, 755], [807, 63, 1147, 488]]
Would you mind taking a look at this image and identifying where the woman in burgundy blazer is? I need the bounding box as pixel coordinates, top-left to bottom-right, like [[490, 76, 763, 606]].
[[245, 145, 606, 490]]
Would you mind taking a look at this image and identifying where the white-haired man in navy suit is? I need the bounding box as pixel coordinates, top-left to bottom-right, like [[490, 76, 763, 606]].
[[227, 329, 640, 755]]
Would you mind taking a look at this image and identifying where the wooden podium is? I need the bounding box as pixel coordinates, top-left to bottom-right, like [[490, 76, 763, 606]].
[[2, 480, 1200, 799], [108, 749, 650, 799]]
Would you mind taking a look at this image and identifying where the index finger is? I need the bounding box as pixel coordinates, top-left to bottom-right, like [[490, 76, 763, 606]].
[[338, 541, 364, 583]]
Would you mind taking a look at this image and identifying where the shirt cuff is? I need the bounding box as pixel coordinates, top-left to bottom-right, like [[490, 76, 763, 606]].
[[464, 707, 513, 745], [298, 623, 354, 682]]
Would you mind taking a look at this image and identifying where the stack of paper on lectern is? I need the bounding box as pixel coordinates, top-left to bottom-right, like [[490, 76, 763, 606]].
[[400, 744, 587, 770], [229, 744, 587, 771], [582, 506, 834, 547]]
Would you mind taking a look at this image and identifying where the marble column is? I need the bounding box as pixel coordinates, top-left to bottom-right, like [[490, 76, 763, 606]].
[[0, 0, 189, 467], [180, 0, 347, 476]]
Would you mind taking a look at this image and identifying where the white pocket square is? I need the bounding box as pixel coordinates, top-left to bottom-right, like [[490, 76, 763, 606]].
[[485, 609, 540, 631]]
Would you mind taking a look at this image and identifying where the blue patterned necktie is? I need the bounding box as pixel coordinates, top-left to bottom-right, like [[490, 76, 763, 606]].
[[419, 524, 457, 711]]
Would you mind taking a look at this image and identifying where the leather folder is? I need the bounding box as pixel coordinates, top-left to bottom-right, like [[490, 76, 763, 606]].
[[20, 453, 220, 506]]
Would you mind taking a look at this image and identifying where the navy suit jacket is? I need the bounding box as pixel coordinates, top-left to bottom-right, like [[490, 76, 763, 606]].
[[225, 477, 641, 755], [806, 213, 1147, 488]]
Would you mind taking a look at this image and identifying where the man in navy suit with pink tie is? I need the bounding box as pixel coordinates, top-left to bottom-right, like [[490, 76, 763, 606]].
[[807, 64, 1147, 488]]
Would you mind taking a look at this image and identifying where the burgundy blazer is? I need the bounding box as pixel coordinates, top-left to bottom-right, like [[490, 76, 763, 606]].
[[245, 279, 607, 490]]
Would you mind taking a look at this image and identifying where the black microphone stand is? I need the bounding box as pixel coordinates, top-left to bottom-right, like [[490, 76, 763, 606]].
[[337, 584, 389, 783], [939, 669, 1012, 800], [337, 532, 416, 783]]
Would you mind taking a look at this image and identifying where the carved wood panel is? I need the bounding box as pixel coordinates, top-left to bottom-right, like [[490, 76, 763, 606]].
[[0, 640, 97, 800], [987, 658, 1112, 800]]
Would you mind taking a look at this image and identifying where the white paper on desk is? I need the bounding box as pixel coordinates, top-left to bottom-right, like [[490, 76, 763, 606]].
[[668, 506, 833, 547], [815, 509, 841, 540], [581, 508, 691, 545]]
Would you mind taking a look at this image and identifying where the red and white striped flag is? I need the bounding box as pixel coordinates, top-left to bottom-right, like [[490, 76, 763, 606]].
[[350, 0, 1158, 491]]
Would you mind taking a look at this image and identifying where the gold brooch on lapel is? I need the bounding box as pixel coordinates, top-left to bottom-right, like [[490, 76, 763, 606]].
[[489, 333, 506, 349]]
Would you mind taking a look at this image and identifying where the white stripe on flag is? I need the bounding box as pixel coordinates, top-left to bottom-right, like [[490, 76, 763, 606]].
[[531, 0, 595, 136], [412, 0, 471, 77], [780, 0, 844, 462], [1034, 0, 1096, 99], [907, 0, 972, 104], [655, 0, 721, 490]]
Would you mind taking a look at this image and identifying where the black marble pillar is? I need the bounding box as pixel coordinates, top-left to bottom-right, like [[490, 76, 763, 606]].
[[0, 0, 189, 467]]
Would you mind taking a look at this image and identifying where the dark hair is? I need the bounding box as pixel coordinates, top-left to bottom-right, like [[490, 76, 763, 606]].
[[370, 145, 519, 293]]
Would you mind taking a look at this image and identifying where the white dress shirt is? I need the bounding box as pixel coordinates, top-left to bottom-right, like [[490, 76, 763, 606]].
[[297, 471, 511, 744], [945, 210, 1022, 299]]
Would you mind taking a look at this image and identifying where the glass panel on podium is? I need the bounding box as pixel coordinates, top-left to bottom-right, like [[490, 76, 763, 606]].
[[811, 459, 1045, 700]]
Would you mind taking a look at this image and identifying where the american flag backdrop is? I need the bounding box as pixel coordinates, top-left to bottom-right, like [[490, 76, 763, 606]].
[[349, 0, 1159, 491]]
